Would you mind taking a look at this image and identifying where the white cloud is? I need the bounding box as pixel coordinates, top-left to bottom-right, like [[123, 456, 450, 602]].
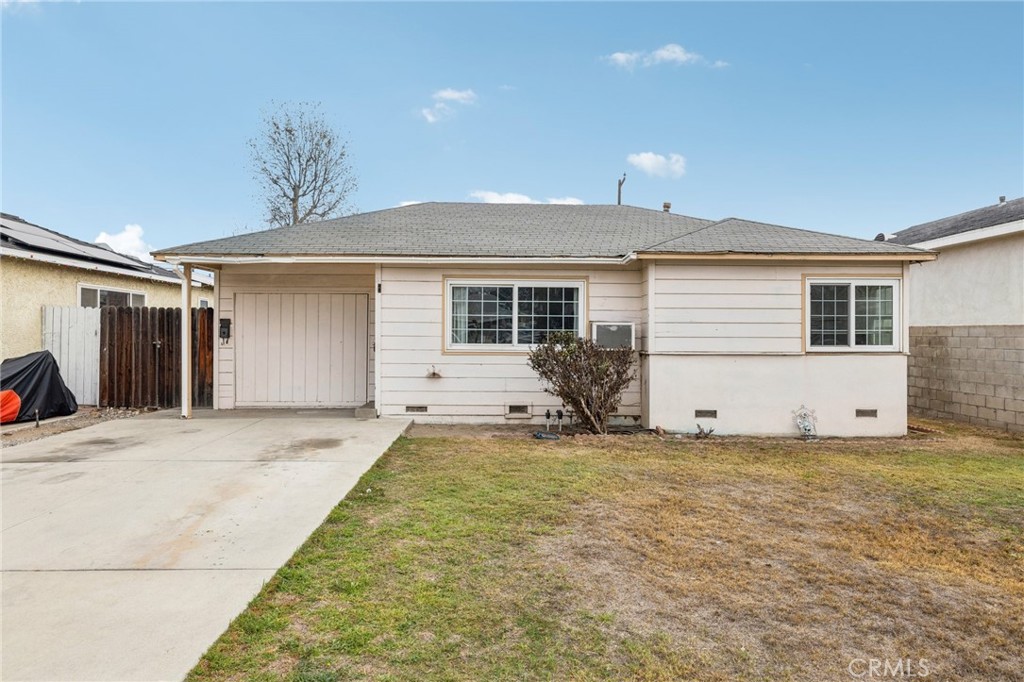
[[421, 88, 477, 123], [95, 224, 155, 263], [626, 152, 687, 179], [469, 191, 584, 205], [646, 43, 702, 66], [432, 88, 477, 104], [605, 51, 641, 70], [604, 43, 724, 70], [498, 84, 516, 91]]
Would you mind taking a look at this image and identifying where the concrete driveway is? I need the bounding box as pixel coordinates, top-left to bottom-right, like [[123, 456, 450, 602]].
[[1, 410, 410, 681]]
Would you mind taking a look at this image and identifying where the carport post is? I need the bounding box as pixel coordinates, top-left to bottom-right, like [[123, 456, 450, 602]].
[[180, 263, 193, 419]]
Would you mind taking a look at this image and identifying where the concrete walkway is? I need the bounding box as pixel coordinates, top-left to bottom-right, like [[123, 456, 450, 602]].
[[1, 410, 411, 681]]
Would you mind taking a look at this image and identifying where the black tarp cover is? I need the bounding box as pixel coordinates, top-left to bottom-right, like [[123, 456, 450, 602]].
[[0, 351, 78, 423]]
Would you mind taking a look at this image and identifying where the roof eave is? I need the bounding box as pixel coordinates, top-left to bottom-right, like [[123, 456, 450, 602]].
[[635, 251, 938, 262], [1, 246, 200, 284], [154, 253, 637, 266]]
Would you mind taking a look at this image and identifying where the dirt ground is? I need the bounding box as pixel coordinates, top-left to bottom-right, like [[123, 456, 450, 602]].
[[0, 407, 145, 447]]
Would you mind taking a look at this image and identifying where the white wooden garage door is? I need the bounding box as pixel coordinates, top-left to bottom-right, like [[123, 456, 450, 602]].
[[235, 293, 368, 407]]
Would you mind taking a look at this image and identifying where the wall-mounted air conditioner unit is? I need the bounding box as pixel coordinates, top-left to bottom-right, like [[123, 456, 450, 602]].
[[592, 322, 635, 349]]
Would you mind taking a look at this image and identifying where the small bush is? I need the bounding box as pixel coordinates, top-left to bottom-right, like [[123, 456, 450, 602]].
[[527, 331, 637, 435]]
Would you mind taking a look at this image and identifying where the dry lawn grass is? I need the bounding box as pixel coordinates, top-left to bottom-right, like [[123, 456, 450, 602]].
[[189, 420, 1023, 682]]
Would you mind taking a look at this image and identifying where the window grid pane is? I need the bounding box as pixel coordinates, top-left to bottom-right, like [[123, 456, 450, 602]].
[[854, 285, 894, 346], [809, 284, 849, 346], [450, 285, 514, 344], [517, 286, 579, 344]]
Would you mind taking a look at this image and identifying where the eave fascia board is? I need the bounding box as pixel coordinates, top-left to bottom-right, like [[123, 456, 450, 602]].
[[634, 251, 937, 262], [155, 253, 638, 266], [909, 219, 1023, 251], [1, 246, 192, 284]]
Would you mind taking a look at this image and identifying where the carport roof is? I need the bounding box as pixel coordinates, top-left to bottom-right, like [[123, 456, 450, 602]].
[[153, 202, 931, 261]]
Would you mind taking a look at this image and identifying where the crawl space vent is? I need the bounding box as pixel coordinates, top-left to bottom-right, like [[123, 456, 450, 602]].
[[405, 406, 428, 414], [694, 409, 718, 419], [505, 404, 532, 419], [855, 409, 878, 418]]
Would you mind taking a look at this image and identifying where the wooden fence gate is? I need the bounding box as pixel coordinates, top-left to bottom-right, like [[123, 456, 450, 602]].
[[42, 306, 101, 405], [99, 307, 213, 409]]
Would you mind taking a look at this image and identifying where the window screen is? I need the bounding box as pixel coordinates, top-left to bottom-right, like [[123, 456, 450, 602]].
[[80, 287, 99, 308]]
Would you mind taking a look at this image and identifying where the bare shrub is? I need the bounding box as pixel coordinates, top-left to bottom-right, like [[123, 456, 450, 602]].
[[527, 331, 636, 435]]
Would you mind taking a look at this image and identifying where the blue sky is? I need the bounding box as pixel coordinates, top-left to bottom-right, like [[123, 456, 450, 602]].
[[2, 1, 1022, 259]]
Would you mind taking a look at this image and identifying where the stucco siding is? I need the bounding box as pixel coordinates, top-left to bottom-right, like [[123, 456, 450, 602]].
[[215, 263, 375, 409], [907, 233, 1024, 326], [377, 265, 643, 423], [0, 256, 210, 360], [651, 262, 904, 354], [646, 353, 908, 436]]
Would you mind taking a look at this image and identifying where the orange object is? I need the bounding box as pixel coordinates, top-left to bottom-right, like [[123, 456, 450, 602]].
[[1, 390, 22, 424]]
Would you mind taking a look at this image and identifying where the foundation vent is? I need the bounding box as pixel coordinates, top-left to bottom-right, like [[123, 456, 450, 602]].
[[694, 409, 718, 419], [505, 404, 532, 419], [855, 409, 878, 418], [405, 405, 428, 414]]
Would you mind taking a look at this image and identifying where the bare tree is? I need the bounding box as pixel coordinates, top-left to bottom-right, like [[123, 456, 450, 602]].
[[249, 102, 357, 228]]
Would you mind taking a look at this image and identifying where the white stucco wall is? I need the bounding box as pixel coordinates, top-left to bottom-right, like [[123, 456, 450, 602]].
[[907, 232, 1024, 326], [646, 353, 908, 436]]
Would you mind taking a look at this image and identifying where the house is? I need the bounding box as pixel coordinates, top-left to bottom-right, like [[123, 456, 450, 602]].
[[0, 212, 214, 360], [153, 202, 934, 436], [882, 197, 1023, 432]]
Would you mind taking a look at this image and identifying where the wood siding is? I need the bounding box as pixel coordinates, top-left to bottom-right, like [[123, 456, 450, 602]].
[[235, 292, 368, 406], [378, 265, 643, 421], [651, 263, 904, 354], [216, 264, 375, 409]]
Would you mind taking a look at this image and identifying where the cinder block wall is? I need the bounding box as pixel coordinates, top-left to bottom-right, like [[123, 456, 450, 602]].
[[908, 325, 1024, 432]]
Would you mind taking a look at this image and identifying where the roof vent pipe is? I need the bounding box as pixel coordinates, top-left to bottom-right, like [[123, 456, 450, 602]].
[[663, 202, 671, 213], [999, 195, 1006, 204]]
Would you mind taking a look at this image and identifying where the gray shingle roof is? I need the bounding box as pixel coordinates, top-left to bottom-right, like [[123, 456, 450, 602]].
[[888, 197, 1024, 245], [646, 217, 928, 255], [154, 202, 929, 259]]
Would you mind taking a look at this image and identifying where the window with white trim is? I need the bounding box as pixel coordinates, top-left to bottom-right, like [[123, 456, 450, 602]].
[[447, 280, 585, 349], [79, 284, 146, 308], [806, 279, 900, 351]]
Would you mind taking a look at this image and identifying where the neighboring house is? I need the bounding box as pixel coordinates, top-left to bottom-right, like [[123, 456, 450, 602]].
[[154, 203, 934, 436], [1, 212, 214, 360], [882, 197, 1024, 432]]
